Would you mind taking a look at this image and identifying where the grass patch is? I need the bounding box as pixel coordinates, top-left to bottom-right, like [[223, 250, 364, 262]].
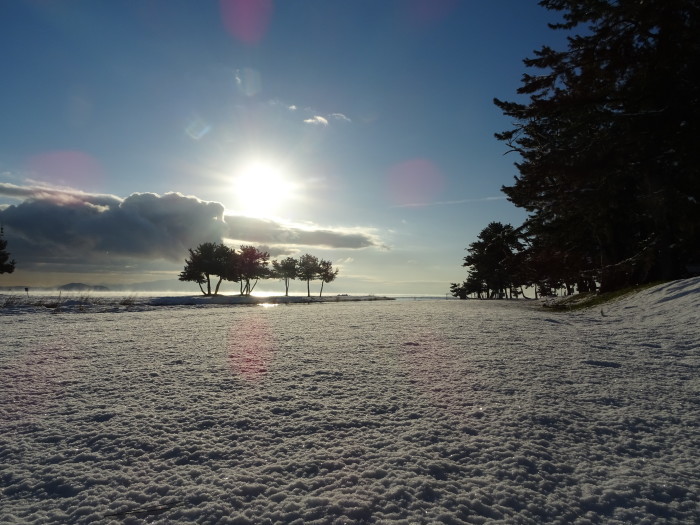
[[1, 295, 23, 308], [545, 281, 665, 312], [119, 295, 137, 307]]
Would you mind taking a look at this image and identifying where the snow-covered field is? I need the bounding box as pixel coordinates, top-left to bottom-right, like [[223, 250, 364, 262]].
[[1, 278, 699, 524]]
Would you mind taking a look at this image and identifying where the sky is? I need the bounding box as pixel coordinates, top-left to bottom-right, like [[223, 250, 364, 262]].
[[0, 0, 570, 295]]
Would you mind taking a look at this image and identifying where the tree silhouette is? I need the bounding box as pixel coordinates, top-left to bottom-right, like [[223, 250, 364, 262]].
[[0, 226, 16, 275], [317, 259, 339, 297], [271, 257, 298, 296], [461, 222, 522, 299], [494, 0, 700, 291], [297, 253, 320, 297], [238, 245, 270, 295], [179, 242, 236, 295]]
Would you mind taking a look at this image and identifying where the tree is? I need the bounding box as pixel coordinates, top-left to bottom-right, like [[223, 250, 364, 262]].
[[317, 259, 339, 297], [462, 222, 523, 299], [0, 226, 16, 275], [494, 0, 700, 292], [297, 253, 320, 297], [179, 242, 236, 296], [238, 245, 270, 295], [271, 257, 298, 296], [449, 282, 468, 300]]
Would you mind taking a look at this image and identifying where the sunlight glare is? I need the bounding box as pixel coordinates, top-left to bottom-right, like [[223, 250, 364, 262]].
[[232, 160, 296, 217]]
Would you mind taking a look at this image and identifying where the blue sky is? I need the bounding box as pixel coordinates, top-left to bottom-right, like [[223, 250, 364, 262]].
[[0, 0, 568, 294]]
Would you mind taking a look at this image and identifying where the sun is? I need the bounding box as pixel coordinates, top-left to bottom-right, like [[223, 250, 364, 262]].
[[232, 160, 296, 217]]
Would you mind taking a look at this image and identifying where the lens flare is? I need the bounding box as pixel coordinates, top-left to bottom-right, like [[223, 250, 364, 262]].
[[386, 158, 445, 207], [220, 0, 273, 45], [26, 150, 105, 192]]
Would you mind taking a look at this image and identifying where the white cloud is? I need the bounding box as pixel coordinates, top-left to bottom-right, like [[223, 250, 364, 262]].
[[303, 116, 329, 126], [330, 113, 351, 123]]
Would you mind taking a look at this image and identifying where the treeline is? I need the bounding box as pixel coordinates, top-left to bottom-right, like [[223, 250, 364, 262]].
[[178, 242, 338, 297], [451, 221, 597, 299], [454, 0, 699, 297]]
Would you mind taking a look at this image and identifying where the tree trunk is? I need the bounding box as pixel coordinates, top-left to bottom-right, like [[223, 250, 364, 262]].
[[284, 278, 289, 296], [319, 281, 324, 297], [249, 278, 259, 294], [214, 277, 223, 295], [307, 279, 310, 297], [205, 273, 211, 296]]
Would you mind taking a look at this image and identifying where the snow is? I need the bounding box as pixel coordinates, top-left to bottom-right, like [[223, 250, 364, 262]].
[[1, 278, 699, 524]]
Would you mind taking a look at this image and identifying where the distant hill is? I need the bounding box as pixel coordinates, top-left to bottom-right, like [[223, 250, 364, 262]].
[[57, 283, 110, 292]]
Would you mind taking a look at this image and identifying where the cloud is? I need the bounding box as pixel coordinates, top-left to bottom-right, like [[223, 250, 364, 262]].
[[391, 195, 507, 208], [266, 99, 350, 126], [0, 187, 226, 269], [0, 184, 384, 274], [303, 116, 329, 126], [302, 113, 352, 126], [223, 215, 382, 250], [0, 182, 120, 207], [330, 113, 351, 123]]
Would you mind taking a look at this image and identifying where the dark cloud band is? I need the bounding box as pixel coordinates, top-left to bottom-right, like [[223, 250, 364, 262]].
[[0, 184, 381, 271]]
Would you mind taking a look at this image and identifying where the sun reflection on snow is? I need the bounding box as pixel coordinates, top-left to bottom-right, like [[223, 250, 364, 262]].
[[227, 313, 276, 381]]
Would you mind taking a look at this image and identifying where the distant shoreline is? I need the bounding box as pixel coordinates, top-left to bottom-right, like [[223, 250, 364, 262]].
[[0, 292, 397, 311], [149, 294, 396, 306]]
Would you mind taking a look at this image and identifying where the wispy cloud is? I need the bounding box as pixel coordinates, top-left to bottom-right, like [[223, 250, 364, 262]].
[[267, 98, 351, 127], [303, 113, 352, 126], [330, 113, 351, 123], [303, 115, 329, 126], [392, 195, 507, 208]]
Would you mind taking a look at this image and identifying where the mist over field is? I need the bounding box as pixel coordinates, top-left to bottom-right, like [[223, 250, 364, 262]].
[[1, 278, 699, 524]]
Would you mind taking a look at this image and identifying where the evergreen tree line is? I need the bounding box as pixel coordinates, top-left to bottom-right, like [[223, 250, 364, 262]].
[[455, 0, 699, 297], [179, 242, 339, 297], [0, 226, 16, 275], [451, 221, 597, 299]]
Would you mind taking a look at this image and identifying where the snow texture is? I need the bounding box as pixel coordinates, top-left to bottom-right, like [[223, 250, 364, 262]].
[[1, 278, 699, 524]]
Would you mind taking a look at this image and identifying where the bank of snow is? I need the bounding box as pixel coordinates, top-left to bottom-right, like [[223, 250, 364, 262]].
[[1, 278, 698, 524]]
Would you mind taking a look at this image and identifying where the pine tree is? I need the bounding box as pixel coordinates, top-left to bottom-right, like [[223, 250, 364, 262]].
[[238, 245, 270, 295], [179, 242, 237, 296], [271, 257, 298, 296], [297, 254, 320, 297], [495, 0, 700, 291], [0, 226, 16, 275], [462, 222, 522, 299], [317, 260, 339, 297]]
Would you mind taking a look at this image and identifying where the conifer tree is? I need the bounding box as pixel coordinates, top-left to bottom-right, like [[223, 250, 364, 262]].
[[0, 226, 15, 275], [297, 253, 320, 297], [271, 257, 298, 296], [179, 242, 237, 296], [495, 0, 700, 291], [317, 260, 339, 297]]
